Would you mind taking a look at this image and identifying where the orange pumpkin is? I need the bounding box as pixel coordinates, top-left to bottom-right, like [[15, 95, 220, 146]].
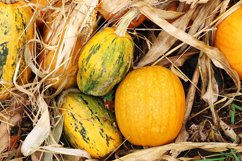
[[215, 6, 242, 79], [115, 66, 185, 146]]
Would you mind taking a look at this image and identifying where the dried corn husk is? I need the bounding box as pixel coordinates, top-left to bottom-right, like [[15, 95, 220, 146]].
[[21, 96, 51, 156], [114, 142, 242, 161], [98, 0, 183, 26], [37, 0, 98, 95]]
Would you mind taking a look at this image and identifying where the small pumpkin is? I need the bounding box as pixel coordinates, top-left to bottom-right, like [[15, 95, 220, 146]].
[[115, 66, 185, 146], [59, 89, 122, 158], [214, 6, 242, 79], [0, 0, 34, 100], [77, 27, 134, 96]]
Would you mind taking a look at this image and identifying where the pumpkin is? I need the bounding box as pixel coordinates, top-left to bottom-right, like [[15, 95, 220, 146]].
[[97, 0, 146, 28], [0, 1, 34, 100], [115, 66, 185, 146], [214, 6, 242, 79], [59, 89, 122, 158], [77, 27, 134, 96]]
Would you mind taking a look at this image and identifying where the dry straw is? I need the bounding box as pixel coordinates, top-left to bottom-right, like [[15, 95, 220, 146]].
[[1, 0, 242, 160]]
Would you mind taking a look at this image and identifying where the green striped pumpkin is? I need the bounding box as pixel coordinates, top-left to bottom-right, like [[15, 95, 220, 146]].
[[77, 27, 134, 96], [59, 89, 122, 158], [0, 1, 33, 100]]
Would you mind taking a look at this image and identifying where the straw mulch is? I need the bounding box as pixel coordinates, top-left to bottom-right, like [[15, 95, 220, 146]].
[[0, 0, 242, 160]]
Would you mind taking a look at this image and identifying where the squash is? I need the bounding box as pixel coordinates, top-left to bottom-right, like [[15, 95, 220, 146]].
[[97, 0, 145, 28], [59, 89, 122, 158], [214, 6, 242, 79], [0, 1, 34, 100], [115, 66, 185, 146], [77, 7, 142, 96], [77, 27, 134, 96]]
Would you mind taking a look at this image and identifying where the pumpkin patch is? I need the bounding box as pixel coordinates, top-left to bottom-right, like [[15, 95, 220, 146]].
[[0, 0, 241, 161]]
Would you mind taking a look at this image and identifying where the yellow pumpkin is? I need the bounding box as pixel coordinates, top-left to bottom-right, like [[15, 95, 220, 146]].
[[0, 1, 34, 100], [215, 6, 242, 79], [115, 66, 185, 146]]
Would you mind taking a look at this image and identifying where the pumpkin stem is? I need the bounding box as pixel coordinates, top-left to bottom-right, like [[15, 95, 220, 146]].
[[0, 0, 18, 3], [115, 8, 140, 37]]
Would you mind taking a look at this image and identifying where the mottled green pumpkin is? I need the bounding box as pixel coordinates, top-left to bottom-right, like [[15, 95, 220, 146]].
[[77, 27, 134, 96], [59, 89, 122, 158], [0, 1, 34, 100]]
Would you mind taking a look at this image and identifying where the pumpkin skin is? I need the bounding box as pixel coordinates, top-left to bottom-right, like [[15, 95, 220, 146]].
[[0, 1, 34, 100], [77, 27, 134, 96], [214, 6, 242, 79], [115, 66, 185, 146], [59, 89, 122, 158]]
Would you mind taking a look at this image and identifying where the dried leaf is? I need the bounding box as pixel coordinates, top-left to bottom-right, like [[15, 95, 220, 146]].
[[171, 65, 189, 82], [220, 119, 239, 143], [114, 142, 242, 161], [180, 0, 209, 8], [39, 146, 91, 158], [133, 1, 240, 94], [64, 155, 83, 161], [0, 127, 9, 154], [13, 59, 34, 97], [201, 57, 219, 125], [178, 0, 221, 53], [44, 110, 63, 161], [156, 52, 196, 67], [137, 7, 195, 67], [0, 99, 25, 154], [21, 96, 51, 156], [43, 0, 98, 71]]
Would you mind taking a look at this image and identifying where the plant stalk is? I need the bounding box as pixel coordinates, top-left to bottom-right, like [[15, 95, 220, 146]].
[[115, 8, 140, 37]]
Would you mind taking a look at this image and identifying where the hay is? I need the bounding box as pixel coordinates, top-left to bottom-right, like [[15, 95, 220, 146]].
[[0, 0, 242, 160]]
